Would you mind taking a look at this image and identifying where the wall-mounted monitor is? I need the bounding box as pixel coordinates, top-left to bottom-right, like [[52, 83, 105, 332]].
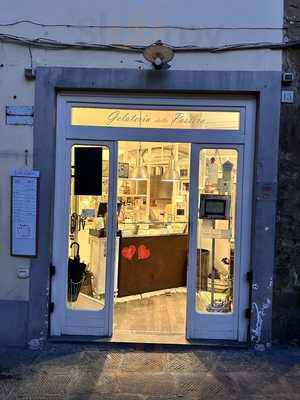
[[199, 194, 230, 220]]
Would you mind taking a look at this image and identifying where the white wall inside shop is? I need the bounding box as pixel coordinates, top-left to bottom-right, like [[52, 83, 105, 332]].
[[0, 0, 283, 301]]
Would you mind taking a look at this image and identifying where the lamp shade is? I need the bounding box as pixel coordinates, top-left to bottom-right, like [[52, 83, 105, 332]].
[[143, 41, 174, 64], [130, 143, 149, 180], [161, 159, 180, 182], [131, 165, 149, 180]]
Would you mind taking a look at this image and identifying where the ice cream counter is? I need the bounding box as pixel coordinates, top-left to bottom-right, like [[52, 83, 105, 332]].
[[89, 231, 188, 298], [118, 233, 188, 297]]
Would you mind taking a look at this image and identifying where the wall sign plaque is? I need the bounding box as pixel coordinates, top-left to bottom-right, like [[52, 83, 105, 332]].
[[11, 170, 39, 257]]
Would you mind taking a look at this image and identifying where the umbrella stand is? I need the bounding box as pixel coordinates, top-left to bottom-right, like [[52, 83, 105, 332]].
[[67, 242, 87, 302], [68, 277, 86, 302]]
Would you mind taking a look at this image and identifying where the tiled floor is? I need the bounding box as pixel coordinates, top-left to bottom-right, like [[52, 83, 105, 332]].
[[113, 290, 186, 344], [0, 344, 300, 399]]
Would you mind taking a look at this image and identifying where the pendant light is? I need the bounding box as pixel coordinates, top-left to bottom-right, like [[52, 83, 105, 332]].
[[131, 142, 148, 180], [161, 145, 180, 182]]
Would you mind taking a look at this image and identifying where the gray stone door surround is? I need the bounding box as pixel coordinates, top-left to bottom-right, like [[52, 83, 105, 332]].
[[30, 68, 281, 349]]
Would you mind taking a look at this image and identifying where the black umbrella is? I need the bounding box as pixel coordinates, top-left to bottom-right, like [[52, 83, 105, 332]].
[[68, 242, 87, 301]]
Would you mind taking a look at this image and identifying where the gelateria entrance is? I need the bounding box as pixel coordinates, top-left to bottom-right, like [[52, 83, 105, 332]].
[[51, 95, 255, 344]]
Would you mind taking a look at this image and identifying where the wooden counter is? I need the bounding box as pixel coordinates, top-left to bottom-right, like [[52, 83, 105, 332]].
[[118, 234, 188, 297]]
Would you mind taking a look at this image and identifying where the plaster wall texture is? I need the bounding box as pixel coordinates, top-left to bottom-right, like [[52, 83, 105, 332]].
[[0, 0, 284, 72], [0, 1, 283, 303], [273, 0, 300, 342], [0, 0, 283, 27]]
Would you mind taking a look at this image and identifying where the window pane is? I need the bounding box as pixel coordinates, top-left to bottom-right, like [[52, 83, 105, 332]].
[[71, 108, 240, 130], [196, 149, 238, 314], [67, 145, 110, 310]]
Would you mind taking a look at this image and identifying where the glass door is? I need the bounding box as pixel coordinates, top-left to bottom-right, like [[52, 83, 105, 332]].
[[187, 144, 249, 341], [52, 140, 118, 336]]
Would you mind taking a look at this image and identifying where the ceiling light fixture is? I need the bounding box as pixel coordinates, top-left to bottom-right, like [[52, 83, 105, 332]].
[[161, 146, 180, 182], [143, 40, 174, 70], [131, 143, 149, 180]]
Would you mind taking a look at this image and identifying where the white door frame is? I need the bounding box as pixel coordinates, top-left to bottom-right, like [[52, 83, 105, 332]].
[[51, 93, 255, 340], [51, 136, 118, 336], [187, 143, 250, 341]]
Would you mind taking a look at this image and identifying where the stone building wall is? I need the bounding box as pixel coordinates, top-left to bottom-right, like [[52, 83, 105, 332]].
[[273, 1, 300, 342]]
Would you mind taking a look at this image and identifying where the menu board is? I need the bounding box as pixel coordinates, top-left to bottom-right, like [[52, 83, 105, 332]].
[[11, 170, 39, 257]]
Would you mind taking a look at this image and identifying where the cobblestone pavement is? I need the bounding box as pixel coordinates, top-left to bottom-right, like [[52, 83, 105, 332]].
[[0, 343, 299, 399]]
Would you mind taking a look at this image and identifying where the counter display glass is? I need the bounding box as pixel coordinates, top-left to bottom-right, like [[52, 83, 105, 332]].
[[117, 141, 190, 236]]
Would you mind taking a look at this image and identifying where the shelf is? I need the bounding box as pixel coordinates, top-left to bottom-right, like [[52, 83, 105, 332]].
[[118, 194, 147, 197], [103, 177, 146, 180], [119, 221, 188, 225]]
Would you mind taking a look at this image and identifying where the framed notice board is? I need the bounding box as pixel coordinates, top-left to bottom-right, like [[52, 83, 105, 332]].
[[11, 170, 39, 257]]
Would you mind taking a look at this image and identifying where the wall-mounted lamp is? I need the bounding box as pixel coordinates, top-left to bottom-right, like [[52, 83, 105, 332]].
[[143, 40, 174, 70]]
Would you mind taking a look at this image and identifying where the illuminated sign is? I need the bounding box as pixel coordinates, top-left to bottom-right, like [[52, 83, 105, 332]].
[[71, 108, 240, 131]]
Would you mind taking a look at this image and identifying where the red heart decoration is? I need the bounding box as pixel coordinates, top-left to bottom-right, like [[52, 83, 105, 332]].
[[138, 244, 151, 260], [121, 245, 136, 260]]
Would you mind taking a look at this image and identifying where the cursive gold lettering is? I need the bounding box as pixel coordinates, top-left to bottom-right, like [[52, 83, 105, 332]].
[[170, 112, 205, 128]]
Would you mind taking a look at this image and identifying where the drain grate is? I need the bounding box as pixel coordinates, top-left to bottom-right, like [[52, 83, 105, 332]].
[[201, 382, 229, 398], [14, 372, 73, 398], [179, 380, 201, 393], [166, 353, 201, 372], [121, 352, 165, 372], [80, 350, 123, 369]]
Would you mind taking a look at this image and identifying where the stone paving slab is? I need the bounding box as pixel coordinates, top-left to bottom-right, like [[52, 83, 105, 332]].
[[0, 344, 299, 400]]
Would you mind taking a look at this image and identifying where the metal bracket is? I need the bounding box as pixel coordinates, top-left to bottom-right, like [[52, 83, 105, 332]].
[[245, 308, 251, 319], [246, 271, 253, 285], [256, 182, 277, 201], [24, 68, 36, 80], [50, 264, 56, 277]]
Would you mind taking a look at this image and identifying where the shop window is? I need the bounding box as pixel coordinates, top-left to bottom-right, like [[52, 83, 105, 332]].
[[196, 149, 238, 314]]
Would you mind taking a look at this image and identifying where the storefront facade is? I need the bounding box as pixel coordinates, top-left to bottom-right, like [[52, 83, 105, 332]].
[[0, 1, 284, 348], [26, 68, 278, 348]]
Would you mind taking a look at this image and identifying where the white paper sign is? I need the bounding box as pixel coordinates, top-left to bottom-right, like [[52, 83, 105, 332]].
[[11, 172, 39, 256], [13, 169, 40, 178]]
